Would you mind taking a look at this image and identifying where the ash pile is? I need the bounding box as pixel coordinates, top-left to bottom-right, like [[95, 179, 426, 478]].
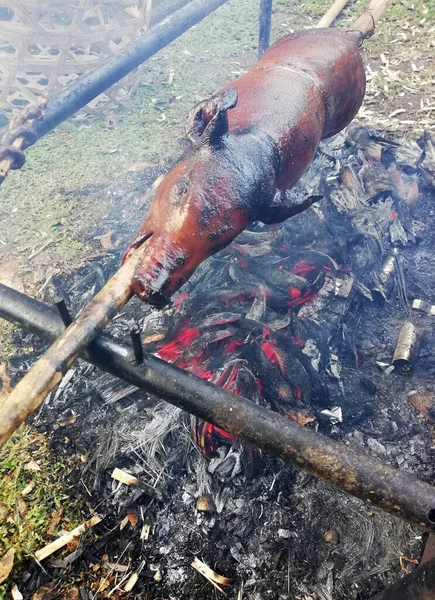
[[13, 127, 435, 599]]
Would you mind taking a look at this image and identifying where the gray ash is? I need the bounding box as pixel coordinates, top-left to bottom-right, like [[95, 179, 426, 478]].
[[8, 127, 435, 599]]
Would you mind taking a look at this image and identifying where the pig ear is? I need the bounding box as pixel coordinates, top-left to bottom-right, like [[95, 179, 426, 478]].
[[185, 87, 238, 145]]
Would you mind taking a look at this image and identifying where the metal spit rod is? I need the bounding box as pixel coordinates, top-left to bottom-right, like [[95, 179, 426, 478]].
[[1, 282, 435, 531]]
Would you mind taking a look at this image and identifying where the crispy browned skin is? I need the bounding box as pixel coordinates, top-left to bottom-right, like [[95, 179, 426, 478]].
[[124, 28, 366, 306]]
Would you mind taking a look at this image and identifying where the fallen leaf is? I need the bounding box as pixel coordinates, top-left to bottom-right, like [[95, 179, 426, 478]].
[[47, 508, 64, 536], [290, 411, 316, 426], [16, 495, 27, 516], [96, 230, 121, 251], [21, 481, 35, 496], [408, 391, 435, 421], [126, 508, 139, 528], [58, 414, 77, 427], [196, 495, 216, 513], [31, 583, 56, 600], [24, 460, 41, 472], [63, 588, 79, 600], [66, 535, 80, 553], [0, 503, 8, 520], [0, 547, 15, 584]]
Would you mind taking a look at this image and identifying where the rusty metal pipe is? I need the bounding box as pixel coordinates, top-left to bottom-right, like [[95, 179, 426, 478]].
[[1, 282, 435, 530]]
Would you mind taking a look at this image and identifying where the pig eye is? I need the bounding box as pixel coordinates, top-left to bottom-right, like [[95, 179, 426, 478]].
[[176, 179, 188, 196]]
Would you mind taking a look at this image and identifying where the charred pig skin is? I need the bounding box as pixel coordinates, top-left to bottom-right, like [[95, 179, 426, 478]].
[[124, 28, 366, 306]]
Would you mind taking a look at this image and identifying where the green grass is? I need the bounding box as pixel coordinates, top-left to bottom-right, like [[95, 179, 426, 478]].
[[0, 426, 84, 597]]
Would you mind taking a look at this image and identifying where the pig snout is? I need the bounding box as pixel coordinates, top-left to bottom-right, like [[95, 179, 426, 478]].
[[128, 234, 192, 307]]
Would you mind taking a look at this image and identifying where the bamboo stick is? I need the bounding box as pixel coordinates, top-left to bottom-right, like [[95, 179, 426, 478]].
[[349, 0, 395, 35], [35, 515, 102, 561], [0, 241, 149, 449], [0, 137, 24, 184], [316, 0, 350, 28]]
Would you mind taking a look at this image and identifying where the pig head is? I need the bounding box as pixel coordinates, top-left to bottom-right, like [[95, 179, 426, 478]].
[[123, 88, 280, 306]]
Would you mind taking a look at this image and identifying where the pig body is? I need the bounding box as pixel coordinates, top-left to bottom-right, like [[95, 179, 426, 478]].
[[125, 28, 366, 305]]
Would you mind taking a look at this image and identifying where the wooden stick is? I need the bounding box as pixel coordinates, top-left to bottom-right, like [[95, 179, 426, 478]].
[[0, 136, 24, 184], [0, 241, 149, 449], [349, 0, 395, 35], [316, 0, 350, 28], [111, 467, 139, 486], [35, 515, 102, 561]]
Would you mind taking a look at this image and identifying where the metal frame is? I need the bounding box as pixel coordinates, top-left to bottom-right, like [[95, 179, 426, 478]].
[[1, 282, 435, 532]]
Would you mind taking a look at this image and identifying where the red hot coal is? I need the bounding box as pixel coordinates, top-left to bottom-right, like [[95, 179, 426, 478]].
[[123, 28, 366, 306]]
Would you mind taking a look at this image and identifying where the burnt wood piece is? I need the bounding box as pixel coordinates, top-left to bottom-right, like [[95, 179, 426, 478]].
[[1, 283, 435, 531], [370, 556, 435, 599]]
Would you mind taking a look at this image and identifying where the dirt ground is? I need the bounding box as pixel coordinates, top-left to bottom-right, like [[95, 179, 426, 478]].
[[0, 0, 434, 598]]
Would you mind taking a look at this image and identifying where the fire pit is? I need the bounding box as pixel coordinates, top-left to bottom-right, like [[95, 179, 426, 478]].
[[0, 0, 435, 598]]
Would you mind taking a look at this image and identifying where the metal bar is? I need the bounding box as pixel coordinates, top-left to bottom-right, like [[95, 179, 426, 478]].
[[149, 0, 192, 27], [1, 282, 435, 531], [370, 556, 435, 599], [33, 0, 231, 140], [258, 0, 272, 58]]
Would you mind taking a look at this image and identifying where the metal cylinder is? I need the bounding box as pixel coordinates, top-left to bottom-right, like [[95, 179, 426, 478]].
[[258, 0, 272, 58], [372, 254, 396, 304], [1, 282, 435, 531], [393, 320, 424, 375]]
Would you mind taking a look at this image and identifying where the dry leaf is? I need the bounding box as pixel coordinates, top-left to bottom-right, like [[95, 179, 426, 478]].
[[16, 495, 27, 516], [66, 535, 80, 553], [24, 460, 41, 472], [0, 503, 8, 520], [408, 391, 435, 421], [290, 411, 316, 426], [126, 508, 139, 528], [196, 495, 216, 513], [58, 414, 77, 427], [47, 508, 64, 536], [191, 557, 232, 593], [96, 230, 121, 251], [63, 588, 79, 600], [30, 583, 56, 600], [21, 481, 35, 496], [0, 547, 15, 584]]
